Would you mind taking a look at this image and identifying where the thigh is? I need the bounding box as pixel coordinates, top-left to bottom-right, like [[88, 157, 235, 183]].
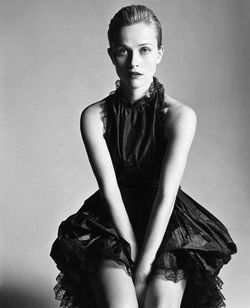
[[87, 258, 138, 308], [144, 275, 187, 308]]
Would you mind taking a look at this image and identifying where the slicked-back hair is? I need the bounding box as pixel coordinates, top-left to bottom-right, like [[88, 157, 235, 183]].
[[108, 5, 162, 49]]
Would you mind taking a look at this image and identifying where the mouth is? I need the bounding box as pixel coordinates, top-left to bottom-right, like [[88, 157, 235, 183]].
[[127, 71, 143, 79]]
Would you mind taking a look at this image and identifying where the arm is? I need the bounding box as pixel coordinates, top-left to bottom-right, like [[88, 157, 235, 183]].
[[80, 102, 137, 260], [135, 97, 197, 282]]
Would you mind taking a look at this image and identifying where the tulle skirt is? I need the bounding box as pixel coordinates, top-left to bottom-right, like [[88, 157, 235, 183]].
[[50, 187, 237, 308]]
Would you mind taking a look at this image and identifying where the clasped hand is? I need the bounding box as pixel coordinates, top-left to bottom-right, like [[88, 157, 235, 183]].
[[131, 242, 152, 308]]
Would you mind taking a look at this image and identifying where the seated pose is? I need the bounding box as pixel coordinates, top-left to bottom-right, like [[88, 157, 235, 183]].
[[50, 4, 237, 308]]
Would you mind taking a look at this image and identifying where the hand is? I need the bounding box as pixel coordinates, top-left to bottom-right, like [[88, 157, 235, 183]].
[[133, 261, 152, 307], [134, 280, 147, 308]]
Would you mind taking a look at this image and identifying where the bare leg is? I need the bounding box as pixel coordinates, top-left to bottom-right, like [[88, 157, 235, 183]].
[[87, 258, 138, 308], [144, 276, 187, 308]]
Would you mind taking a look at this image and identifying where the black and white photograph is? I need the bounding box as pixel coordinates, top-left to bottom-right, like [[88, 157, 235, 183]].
[[1, 1, 249, 307]]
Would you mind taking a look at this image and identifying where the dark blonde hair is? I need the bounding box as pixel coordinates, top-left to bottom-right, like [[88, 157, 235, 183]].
[[108, 5, 162, 49]]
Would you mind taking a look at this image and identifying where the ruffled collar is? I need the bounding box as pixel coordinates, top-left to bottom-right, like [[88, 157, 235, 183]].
[[114, 77, 165, 110]]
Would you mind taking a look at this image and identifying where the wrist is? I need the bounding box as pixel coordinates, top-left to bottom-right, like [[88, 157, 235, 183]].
[[137, 250, 154, 267], [134, 261, 152, 283], [136, 258, 152, 271]]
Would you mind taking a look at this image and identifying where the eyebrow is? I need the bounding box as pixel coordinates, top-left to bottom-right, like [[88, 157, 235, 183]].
[[113, 43, 154, 47]]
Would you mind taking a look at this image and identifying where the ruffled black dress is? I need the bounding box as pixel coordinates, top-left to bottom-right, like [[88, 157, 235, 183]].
[[50, 78, 237, 308]]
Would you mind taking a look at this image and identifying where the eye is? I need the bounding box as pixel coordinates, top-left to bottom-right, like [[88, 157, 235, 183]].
[[116, 48, 128, 56], [140, 47, 151, 54]]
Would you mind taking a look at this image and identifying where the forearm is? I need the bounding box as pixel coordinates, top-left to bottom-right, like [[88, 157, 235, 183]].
[[138, 186, 179, 265], [100, 186, 136, 244], [138, 154, 187, 266], [134, 101, 196, 284]]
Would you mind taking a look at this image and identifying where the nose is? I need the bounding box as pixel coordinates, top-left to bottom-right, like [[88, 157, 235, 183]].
[[128, 51, 140, 68]]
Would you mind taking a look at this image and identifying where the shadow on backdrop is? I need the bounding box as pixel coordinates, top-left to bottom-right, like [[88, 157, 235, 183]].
[[0, 286, 52, 308]]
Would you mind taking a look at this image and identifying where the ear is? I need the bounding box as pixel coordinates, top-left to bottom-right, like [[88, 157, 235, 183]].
[[107, 48, 115, 65], [156, 45, 164, 64]]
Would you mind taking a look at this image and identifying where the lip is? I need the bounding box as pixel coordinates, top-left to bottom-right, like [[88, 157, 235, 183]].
[[127, 71, 143, 78]]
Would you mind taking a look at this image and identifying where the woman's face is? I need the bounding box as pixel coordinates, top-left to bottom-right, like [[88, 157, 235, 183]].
[[108, 22, 163, 91]]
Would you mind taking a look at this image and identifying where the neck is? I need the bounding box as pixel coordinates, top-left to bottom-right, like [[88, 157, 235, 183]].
[[119, 78, 154, 103]]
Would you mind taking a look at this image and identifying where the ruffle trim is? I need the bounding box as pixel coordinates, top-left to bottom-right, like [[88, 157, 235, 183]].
[[150, 250, 227, 308], [54, 273, 78, 308], [50, 209, 134, 307], [150, 268, 186, 283], [53, 265, 226, 308], [115, 76, 165, 110], [191, 272, 226, 308], [100, 101, 107, 137], [51, 198, 235, 308], [100, 76, 166, 137]]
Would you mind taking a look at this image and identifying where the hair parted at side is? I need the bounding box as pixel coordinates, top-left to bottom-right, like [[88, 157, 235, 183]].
[[108, 4, 162, 49]]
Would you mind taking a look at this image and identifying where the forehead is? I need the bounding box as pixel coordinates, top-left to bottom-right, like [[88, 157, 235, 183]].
[[113, 23, 158, 46]]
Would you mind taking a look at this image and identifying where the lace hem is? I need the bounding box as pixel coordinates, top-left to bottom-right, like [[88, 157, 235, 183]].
[[50, 190, 234, 308], [53, 269, 226, 308], [150, 268, 186, 283], [50, 207, 134, 308], [54, 273, 79, 308], [150, 268, 226, 308]]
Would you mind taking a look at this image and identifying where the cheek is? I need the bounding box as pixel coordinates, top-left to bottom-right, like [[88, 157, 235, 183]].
[[114, 60, 127, 73], [115, 56, 127, 66], [145, 58, 158, 71]]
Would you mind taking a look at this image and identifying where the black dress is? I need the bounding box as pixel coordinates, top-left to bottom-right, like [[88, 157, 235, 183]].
[[50, 78, 237, 308]]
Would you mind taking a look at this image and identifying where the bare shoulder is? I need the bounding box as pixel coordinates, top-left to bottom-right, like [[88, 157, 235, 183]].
[[81, 97, 107, 122], [80, 97, 108, 135], [163, 94, 197, 131]]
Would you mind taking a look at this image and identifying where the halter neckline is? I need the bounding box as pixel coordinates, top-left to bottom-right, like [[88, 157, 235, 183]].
[[114, 77, 165, 110]]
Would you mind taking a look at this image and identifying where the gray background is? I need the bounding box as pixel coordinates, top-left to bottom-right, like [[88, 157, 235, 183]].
[[1, 0, 249, 307]]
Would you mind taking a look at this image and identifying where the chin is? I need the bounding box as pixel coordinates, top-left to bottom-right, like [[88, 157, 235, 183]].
[[124, 77, 151, 89]]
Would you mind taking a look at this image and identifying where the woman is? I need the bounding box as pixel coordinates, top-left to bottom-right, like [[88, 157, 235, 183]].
[[50, 5, 237, 308]]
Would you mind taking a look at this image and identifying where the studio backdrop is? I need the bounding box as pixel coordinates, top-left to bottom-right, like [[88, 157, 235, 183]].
[[1, 0, 249, 307]]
